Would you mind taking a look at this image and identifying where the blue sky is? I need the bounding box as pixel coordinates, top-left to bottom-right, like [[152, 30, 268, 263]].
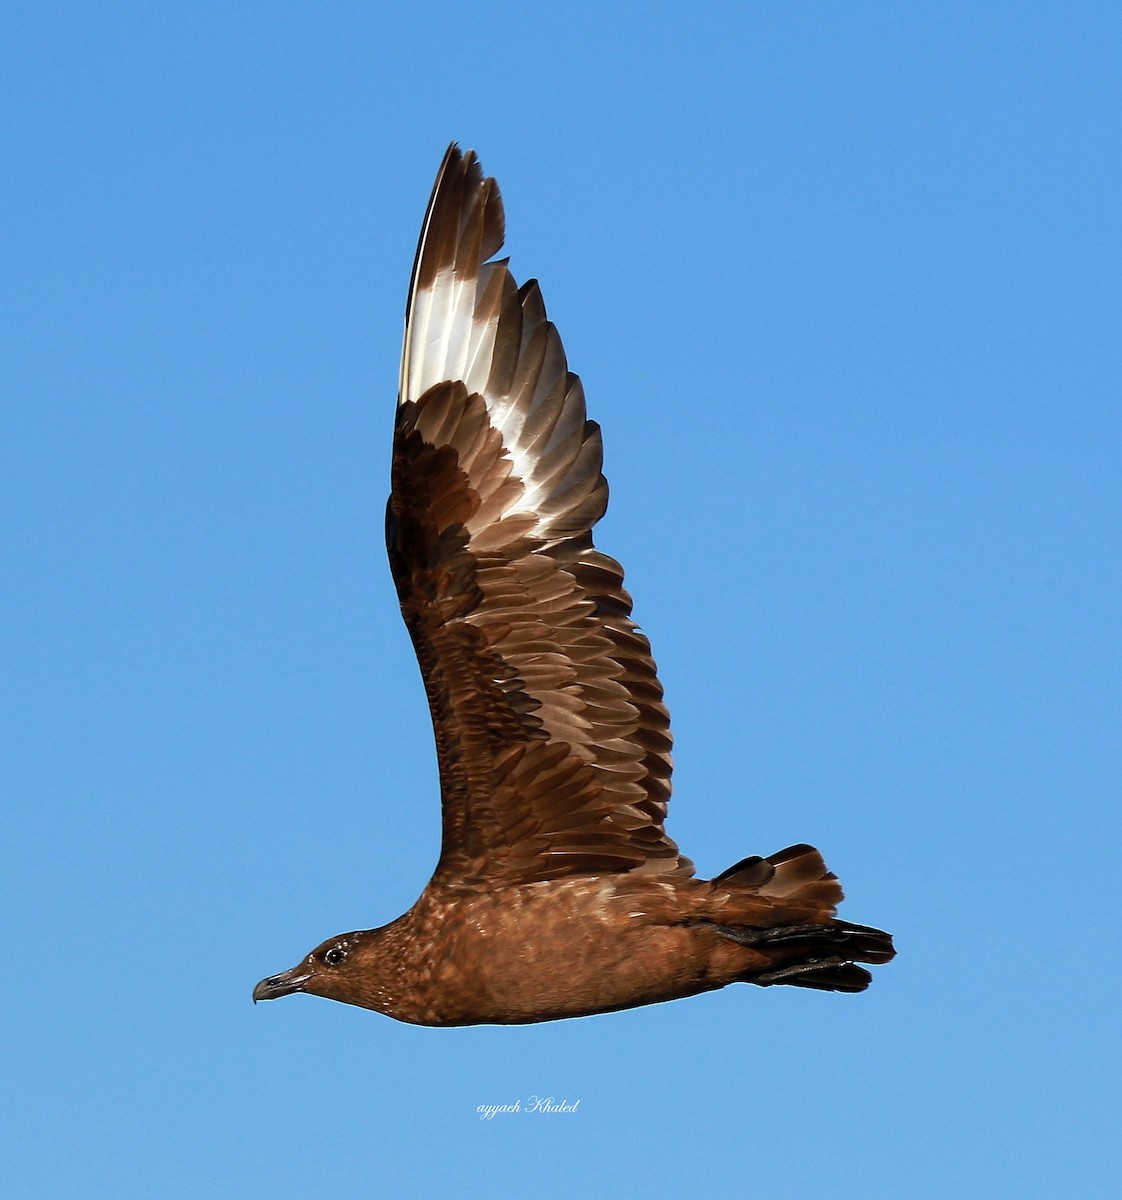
[[3, 3, 1119, 1196]]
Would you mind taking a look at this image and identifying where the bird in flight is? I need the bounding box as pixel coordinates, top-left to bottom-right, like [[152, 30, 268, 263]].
[[253, 145, 894, 1025]]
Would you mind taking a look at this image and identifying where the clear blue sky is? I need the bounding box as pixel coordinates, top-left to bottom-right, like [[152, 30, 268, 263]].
[[4, 3, 1119, 1196]]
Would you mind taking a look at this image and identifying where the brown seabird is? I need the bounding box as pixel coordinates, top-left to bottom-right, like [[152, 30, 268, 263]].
[[253, 145, 895, 1025]]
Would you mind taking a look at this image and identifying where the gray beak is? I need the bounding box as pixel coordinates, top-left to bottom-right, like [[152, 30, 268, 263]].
[[253, 964, 313, 1003]]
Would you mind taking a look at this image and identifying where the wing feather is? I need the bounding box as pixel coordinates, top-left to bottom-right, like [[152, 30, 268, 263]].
[[390, 145, 691, 885]]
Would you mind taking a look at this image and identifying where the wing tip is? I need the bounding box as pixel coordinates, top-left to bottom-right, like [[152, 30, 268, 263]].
[[415, 143, 506, 288]]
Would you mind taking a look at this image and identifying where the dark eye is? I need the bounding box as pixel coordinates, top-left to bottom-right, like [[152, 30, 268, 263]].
[[324, 946, 347, 966]]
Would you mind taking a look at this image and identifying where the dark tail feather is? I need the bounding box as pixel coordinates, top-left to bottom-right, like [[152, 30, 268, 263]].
[[713, 853, 774, 887], [713, 844, 895, 993], [715, 843, 830, 891], [715, 843, 846, 911]]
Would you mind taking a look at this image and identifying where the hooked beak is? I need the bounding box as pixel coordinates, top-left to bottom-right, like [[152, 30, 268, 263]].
[[253, 963, 313, 1003]]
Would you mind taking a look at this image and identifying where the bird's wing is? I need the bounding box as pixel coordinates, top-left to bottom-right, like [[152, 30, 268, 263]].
[[389, 145, 691, 887]]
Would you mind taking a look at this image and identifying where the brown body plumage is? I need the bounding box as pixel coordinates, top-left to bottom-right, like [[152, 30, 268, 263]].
[[253, 145, 894, 1025]]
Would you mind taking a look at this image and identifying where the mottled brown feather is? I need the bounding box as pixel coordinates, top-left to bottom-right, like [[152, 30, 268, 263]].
[[390, 145, 690, 886]]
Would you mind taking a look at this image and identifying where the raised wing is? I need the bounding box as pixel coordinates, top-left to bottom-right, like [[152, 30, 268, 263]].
[[388, 145, 690, 886]]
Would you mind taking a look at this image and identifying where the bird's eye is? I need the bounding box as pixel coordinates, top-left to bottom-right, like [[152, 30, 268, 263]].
[[324, 946, 347, 966]]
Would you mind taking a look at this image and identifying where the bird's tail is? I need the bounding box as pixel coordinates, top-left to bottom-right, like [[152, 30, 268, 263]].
[[708, 844, 895, 993]]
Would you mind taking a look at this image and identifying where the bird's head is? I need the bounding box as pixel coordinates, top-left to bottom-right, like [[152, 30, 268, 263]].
[[253, 931, 377, 1008]]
